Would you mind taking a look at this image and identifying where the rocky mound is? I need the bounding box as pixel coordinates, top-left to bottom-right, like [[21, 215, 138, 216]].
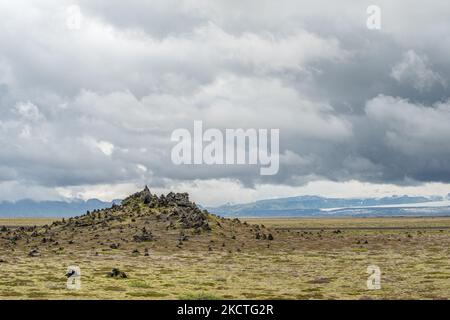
[[127, 186, 212, 231], [0, 187, 275, 256]]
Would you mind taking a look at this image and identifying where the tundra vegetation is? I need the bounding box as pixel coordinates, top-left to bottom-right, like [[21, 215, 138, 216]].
[[0, 187, 449, 299]]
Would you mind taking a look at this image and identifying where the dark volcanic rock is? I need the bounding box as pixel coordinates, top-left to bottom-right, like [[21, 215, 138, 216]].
[[133, 227, 154, 242], [141, 185, 152, 204], [107, 268, 127, 278], [125, 188, 213, 232], [166, 192, 190, 207], [28, 249, 40, 257]]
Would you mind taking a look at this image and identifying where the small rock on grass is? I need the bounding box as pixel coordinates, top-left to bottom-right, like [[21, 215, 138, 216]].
[[107, 268, 127, 279]]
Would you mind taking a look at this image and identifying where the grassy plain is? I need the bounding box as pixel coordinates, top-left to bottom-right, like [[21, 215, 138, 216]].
[[0, 217, 449, 299]]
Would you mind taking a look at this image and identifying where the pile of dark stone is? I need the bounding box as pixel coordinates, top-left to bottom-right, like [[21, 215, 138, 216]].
[[131, 186, 211, 232], [133, 227, 154, 242], [107, 268, 127, 278], [138, 186, 192, 208], [255, 232, 274, 240], [252, 224, 274, 241]]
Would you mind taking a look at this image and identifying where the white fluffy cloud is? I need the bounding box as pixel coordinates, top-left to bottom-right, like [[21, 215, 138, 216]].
[[391, 50, 446, 91], [366, 95, 450, 154]]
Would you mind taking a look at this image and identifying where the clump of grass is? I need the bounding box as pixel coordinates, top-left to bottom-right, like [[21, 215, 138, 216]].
[[26, 291, 48, 298], [0, 290, 22, 297], [129, 280, 152, 289], [102, 286, 127, 292], [128, 291, 169, 298], [178, 291, 221, 300]]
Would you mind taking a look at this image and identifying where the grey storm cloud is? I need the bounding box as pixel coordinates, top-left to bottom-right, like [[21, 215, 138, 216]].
[[1, 0, 450, 200]]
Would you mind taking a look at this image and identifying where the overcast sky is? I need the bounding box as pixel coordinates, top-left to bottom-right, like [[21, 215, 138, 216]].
[[1, 1, 450, 205]]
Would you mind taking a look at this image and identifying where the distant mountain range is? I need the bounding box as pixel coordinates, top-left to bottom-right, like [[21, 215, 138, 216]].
[[0, 199, 121, 217], [207, 194, 450, 218], [1, 194, 450, 218]]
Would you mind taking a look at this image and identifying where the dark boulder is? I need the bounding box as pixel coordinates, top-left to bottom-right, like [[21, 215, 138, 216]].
[[133, 228, 154, 242], [107, 268, 127, 278], [28, 249, 40, 257]]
